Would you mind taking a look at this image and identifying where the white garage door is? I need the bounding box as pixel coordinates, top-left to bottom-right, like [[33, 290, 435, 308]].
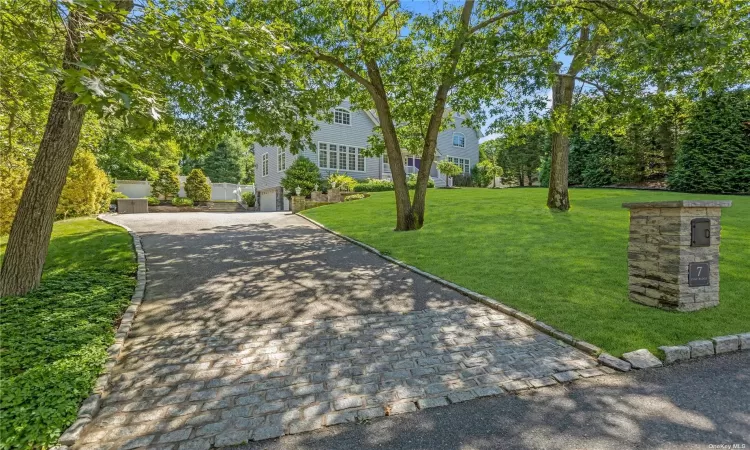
[[260, 191, 277, 212]]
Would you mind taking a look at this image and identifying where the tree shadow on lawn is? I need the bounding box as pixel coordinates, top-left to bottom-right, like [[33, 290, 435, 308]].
[[42, 227, 136, 274]]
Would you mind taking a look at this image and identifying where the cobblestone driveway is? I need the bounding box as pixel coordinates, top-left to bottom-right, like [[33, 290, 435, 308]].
[[77, 213, 599, 449]]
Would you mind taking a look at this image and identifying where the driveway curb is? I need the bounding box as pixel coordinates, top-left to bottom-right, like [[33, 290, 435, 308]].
[[55, 214, 148, 448], [295, 213, 614, 362]]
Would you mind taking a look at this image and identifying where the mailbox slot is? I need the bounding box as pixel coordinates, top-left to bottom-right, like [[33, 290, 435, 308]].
[[691, 218, 711, 247]]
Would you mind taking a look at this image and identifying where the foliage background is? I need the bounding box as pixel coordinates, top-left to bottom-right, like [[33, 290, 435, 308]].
[[0, 219, 135, 449]]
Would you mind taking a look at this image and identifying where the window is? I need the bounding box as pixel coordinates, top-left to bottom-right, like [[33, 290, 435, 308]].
[[262, 153, 269, 177], [333, 108, 351, 125], [452, 132, 465, 148], [447, 156, 470, 174], [318, 142, 365, 172], [277, 150, 286, 172]]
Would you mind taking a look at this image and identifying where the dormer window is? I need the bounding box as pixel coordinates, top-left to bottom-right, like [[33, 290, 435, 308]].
[[334, 108, 351, 125], [452, 132, 465, 148]]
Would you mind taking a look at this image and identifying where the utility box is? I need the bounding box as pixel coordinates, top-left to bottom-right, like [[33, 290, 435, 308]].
[[117, 198, 149, 214], [622, 200, 732, 311]]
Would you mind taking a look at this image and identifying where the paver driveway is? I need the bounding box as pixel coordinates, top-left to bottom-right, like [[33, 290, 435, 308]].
[[78, 212, 600, 449]]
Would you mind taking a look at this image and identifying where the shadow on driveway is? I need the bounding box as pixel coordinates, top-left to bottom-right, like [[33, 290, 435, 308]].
[[237, 352, 750, 450]]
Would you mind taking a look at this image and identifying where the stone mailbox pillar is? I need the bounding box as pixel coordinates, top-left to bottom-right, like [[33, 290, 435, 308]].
[[291, 196, 306, 213], [623, 200, 732, 311]]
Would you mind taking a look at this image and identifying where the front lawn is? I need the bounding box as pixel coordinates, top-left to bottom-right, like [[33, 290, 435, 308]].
[[0, 218, 136, 449], [302, 188, 750, 357]]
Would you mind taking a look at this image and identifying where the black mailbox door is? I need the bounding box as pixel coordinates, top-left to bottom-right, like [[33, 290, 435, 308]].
[[691, 218, 711, 247]]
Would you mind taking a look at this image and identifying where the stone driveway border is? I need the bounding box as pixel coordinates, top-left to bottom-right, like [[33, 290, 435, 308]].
[[73, 213, 603, 449], [297, 214, 605, 358], [78, 307, 599, 448], [57, 215, 148, 447]]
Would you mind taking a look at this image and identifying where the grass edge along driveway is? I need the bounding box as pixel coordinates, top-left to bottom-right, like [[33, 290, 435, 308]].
[[302, 188, 750, 358], [0, 217, 136, 449]]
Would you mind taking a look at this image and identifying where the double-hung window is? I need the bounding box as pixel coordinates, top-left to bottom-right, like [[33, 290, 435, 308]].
[[262, 153, 269, 177], [277, 150, 286, 172], [447, 156, 470, 174], [452, 132, 466, 148], [333, 108, 351, 125], [318, 142, 365, 172]]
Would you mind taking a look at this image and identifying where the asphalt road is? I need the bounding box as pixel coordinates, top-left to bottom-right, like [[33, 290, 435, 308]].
[[238, 351, 750, 450]]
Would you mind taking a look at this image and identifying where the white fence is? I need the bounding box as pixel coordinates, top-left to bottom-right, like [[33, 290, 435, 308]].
[[207, 183, 255, 201], [115, 180, 151, 198], [115, 179, 255, 201]]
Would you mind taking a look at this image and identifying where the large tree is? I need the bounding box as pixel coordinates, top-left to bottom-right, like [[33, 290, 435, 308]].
[[275, 0, 553, 230], [182, 134, 250, 184], [487, 120, 548, 186], [543, 0, 749, 210], [0, 0, 332, 296]]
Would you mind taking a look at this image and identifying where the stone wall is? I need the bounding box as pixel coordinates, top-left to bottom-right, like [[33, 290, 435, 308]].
[[292, 196, 334, 213], [624, 201, 731, 312]]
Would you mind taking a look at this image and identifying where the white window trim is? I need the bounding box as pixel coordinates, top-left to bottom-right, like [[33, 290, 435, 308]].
[[333, 108, 352, 126], [277, 149, 286, 172], [452, 132, 466, 148], [262, 153, 269, 177], [446, 155, 470, 174], [317, 141, 366, 173]]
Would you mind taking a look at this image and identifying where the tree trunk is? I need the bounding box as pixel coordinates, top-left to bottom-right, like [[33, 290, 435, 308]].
[[546, 74, 575, 211], [0, 3, 132, 296], [365, 61, 415, 231], [0, 78, 87, 297]]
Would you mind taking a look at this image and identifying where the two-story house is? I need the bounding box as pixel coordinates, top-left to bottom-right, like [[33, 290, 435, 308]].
[[254, 101, 482, 211]]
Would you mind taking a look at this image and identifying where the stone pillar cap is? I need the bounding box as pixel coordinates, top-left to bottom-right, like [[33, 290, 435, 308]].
[[622, 200, 732, 209]]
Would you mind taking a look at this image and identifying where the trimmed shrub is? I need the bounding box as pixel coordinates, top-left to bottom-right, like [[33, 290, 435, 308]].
[[406, 173, 435, 189], [353, 179, 394, 192], [281, 156, 321, 198], [436, 160, 462, 186], [353, 177, 434, 192], [328, 173, 357, 191], [110, 192, 128, 204], [184, 168, 211, 202], [452, 173, 474, 187], [147, 196, 160, 206], [56, 151, 111, 220], [241, 191, 256, 206], [668, 89, 750, 194], [150, 168, 180, 199], [344, 193, 366, 201], [171, 197, 194, 207]]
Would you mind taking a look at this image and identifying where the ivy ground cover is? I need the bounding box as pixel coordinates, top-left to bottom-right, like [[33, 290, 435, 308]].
[[0, 218, 136, 449], [302, 188, 750, 357]]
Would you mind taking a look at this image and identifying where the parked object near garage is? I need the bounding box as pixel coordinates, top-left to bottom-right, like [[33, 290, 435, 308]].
[[116, 198, 148, 214], [622, 200, 732, 311]]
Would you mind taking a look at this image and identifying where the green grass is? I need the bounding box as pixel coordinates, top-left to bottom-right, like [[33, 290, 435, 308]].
[[303, 188, 750, 357], [0, 218, 136, 449]]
